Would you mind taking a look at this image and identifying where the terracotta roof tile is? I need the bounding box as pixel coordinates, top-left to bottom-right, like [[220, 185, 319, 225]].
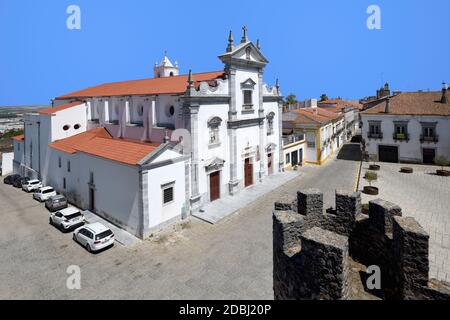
[[56, 71, 225, 99], [361, 91, 450, 116], [318, 99, 363, 111], [39, 101, 84, 115], [284, 108, 343, 126], [12, 134, 25, 141], [49, 128, 160, 165]]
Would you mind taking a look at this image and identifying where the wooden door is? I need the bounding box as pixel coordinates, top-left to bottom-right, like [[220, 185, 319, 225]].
[[268, 153, 273, 175], [209, 171, 220, 202], [244, 158, 253, 187]]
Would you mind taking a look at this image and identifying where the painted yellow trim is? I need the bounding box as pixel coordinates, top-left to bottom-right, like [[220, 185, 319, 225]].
[[353, 162, 362, 192]]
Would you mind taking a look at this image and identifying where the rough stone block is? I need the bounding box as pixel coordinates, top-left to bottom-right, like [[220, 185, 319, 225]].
[[393, 216, 430, 298], [273, 210, 305, 257], [274, 194, 297, 212], [369, 199, 402, 236], [297, 189, 323, 217], [300, 227, 349, 300]]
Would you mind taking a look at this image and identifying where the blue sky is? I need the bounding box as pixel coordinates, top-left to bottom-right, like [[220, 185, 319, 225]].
[[0, 0, 449, 106]]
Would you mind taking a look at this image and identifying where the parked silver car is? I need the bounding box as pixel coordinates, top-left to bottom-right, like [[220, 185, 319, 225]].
[[45, 195, 68, 212]]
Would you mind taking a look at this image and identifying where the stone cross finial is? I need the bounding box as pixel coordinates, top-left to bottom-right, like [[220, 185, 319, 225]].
[[275, 78, 280, 95], [241, 26, 248, 43], [187, 69, 194, 89], [226, 30, 234, 52]]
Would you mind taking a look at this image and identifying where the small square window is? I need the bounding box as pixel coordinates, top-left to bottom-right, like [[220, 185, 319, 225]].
[[162, 183, 175, 205]]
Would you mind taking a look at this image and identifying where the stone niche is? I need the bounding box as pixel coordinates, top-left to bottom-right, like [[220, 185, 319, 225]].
[[273, 189, 450, 300]]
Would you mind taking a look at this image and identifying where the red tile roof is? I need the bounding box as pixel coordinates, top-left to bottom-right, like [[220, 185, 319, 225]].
[[12, 134, 25, 141], [318, 99, 363, 111], [361, 91, 450, 116], [56, 71, 225, 99], [49, 128, 161, 165], [39, 101, 85, 115], [284, 108, 343, 126]]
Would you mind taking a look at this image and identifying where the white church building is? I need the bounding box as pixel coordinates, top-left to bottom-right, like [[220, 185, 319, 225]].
[[13, 29, 283, 238]]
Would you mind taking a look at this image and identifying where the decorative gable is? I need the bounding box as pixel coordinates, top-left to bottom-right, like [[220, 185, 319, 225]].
[[240, 78, 257, 90]]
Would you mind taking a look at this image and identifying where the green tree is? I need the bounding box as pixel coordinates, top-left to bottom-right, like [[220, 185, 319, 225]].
[[286, 93, 298, 105], [320, 94, 329, 102]]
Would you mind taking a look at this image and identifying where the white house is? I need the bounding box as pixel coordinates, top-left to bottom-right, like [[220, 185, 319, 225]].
[[13, 28, 283, 238], [283, 100, 345, 165], [317, 98, 362, 139], [360, 85, 450, 164]]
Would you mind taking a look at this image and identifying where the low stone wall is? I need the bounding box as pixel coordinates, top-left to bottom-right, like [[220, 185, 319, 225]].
[[273, 188, 450, 300]]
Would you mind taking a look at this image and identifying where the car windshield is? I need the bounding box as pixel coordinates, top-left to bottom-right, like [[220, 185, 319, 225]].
[[65, 212, 82, 220], [95, 230, 113, 240], [53, 198, 65, 203], [31, 181, 39, 185], [43, 189, 54, 194]]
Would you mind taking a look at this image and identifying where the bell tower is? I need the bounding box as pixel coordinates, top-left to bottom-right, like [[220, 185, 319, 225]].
[[154, 52, 179, 78]]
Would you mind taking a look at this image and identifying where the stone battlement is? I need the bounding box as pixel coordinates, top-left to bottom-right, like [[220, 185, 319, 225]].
[[273, 189, 450, 300]]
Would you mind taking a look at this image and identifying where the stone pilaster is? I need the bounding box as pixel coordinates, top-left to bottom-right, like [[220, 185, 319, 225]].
[[189, 104, 201, 212], [258, 70, 265, 181], [227, 67, 239, 195], [138, 170, 150, 239], [278, 101, 284, 172]]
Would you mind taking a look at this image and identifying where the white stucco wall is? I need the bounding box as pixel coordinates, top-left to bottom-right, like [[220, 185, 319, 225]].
[[1, 152, 14, 176], [361, 114, 450, 163], [146, 159, 186, 230]]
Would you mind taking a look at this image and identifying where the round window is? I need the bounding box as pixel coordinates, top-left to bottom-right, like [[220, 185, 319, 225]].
[[74, 124, 81, 130], [169, 105, 175, 116], [63, 125, 70, 131]]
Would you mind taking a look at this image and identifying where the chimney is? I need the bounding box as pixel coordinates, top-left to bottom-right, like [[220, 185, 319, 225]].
[[441, 82, 448, 104], [385, 96, 390, 113]]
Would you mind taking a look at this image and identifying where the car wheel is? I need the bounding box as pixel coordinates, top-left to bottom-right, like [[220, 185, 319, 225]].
[[49, 218, 53, 225], [59, 224, 65, 232], [72, 233, 77, 242], [86, 244, 92, 253]]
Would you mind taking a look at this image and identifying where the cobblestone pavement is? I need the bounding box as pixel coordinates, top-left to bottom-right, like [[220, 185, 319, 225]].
[[0, 144, 360, 300], [359, 162, 450, 284]]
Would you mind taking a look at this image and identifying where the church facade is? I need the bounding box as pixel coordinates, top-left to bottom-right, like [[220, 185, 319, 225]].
[[13, 29, 283, 238]]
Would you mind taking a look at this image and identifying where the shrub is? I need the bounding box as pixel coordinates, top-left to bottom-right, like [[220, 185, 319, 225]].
[[434, 155, 449, 170], [364, 171, 378, 186]]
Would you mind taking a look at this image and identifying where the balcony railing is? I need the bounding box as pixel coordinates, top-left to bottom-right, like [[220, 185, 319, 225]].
[[393, 133, 410, 141], [420, 135, 439, 143], [368, 132, 383, 139]]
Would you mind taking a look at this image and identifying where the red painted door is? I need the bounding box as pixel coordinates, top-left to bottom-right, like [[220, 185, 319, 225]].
[[244, 158, 253, 187], [210, 171, 220, 202], [268, 153, 273, 175]]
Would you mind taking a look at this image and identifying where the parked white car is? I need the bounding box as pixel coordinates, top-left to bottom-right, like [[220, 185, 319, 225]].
[[50, 207, 85, 231], [33, 186, 57, 202], [73, 222, 115, 253], [22, 179, 42, 192]]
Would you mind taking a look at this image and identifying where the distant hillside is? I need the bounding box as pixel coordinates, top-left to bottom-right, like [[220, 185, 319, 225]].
[[0, 105, 49, 114]]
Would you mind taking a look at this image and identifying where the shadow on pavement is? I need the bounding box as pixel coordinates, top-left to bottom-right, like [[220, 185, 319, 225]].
[[337, 143, 362, 161]]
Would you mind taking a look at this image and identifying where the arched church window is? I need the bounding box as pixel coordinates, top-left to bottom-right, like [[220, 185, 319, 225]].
[[208, 117, 222, 145]]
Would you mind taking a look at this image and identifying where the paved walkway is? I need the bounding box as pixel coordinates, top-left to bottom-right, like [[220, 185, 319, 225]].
[[82, 210, 141, 247], [193, 171, 300, 224], [359, 162, 450, 284]]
